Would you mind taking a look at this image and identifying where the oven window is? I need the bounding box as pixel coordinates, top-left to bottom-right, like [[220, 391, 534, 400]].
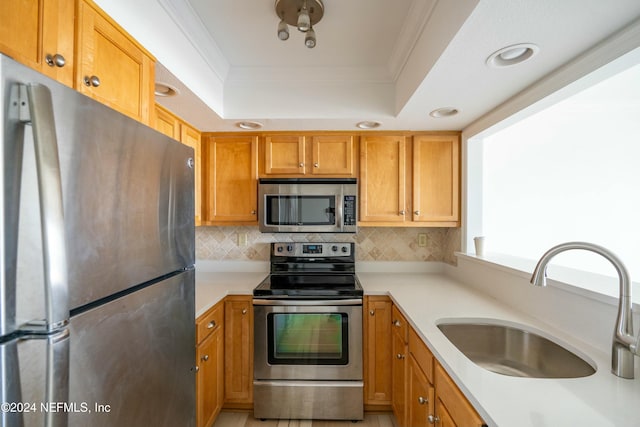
[[266, 195, 336, 226], [267, 313, 348, 365]]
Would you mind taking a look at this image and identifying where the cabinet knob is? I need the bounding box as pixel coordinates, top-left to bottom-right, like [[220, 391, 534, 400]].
[[251, 210, 256, 215], [399, 210, 405, 216], [45, 53, 66, 68], [414, 210, 420, 216], [314, 162, 319, 168], [428, 414, 440, 424], [83, 75, 101, 87], [207, 321, 216, 329], [418, 396, 428, 405], [393, 319, 401, 327], [242, 308, 247, 315], [369, 310, 375, 316], [201, 354, 209, 362], [396, 353, 405, 360]]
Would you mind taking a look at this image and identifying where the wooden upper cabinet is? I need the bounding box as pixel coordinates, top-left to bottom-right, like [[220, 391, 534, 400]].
[[310, 135, 355, 175], [261, 133, 357, 177], [359, 135, 407, 223], [203, 136, 258, 225], [181, 123, 202, 226], [263, 135, 305, 175], [154, 104, 181, 139], [76, 0, 155, 124], [413, 134, 460, 226], [0, 0, 75, 87]]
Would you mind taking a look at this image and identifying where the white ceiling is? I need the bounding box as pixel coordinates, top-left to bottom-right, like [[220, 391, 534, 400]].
[[96, 0, 640, 132]]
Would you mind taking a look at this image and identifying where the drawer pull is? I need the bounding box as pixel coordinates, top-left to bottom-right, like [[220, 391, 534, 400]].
[[207, 320, 216, 329], [418, 396, 428, 405], [201, 354, 209, 362], [396, 353, 405, 360], [428, 414, 440, 424], [393, 319, 401, 327]]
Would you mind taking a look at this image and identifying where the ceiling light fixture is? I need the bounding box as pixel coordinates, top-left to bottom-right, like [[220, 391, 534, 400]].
[[275, 0, 324, 48], [236, 121, 263, 130], [356, 121, 381, 129], [486, 43, 539, 67], [154, 82, 179, 97], [429, 107, 460, 118]]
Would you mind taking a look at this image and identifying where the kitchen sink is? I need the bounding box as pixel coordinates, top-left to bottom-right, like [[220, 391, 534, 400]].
[[437, 320, 596, 378]]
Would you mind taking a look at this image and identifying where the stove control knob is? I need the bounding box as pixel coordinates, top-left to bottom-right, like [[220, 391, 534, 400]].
[[276, 246, 283, 253], [331, 245, 338, 252], [341, 246, 348, 253], [286, 245, 293, 253]]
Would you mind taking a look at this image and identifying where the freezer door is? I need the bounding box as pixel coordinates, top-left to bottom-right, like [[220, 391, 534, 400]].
[[68, 269, 195, 427], [1, 55, 194, 326]]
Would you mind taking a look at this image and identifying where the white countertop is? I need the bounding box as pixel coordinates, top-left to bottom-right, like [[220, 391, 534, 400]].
[[195, 267, 640, 426]]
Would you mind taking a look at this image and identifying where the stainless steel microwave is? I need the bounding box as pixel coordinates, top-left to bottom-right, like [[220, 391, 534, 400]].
[[258, 178, 357, 233]]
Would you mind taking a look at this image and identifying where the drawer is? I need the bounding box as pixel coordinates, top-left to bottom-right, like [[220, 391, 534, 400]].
[[391, 304, 408, 343], [196, 301, 223, 345], [409, 327, 433, 384]]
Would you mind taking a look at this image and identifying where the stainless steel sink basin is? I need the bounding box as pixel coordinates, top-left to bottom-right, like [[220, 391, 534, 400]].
[[437, 321, 596, 378]]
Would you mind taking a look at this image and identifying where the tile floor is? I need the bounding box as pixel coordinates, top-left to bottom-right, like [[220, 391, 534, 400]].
[[211, 411, 397, 427]]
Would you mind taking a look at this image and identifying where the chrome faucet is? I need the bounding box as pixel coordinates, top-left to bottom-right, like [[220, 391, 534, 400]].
[[530, 242, 639, 379]]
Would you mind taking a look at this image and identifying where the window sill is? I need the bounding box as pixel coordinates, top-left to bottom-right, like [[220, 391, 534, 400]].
[[455, 252, 640, 309]]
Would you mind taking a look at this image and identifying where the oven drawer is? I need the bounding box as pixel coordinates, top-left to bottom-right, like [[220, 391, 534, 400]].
[[254, 380, 363, 420]]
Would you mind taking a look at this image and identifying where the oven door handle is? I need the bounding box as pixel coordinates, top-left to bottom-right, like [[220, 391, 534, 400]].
[[252, 299, 363, 306]]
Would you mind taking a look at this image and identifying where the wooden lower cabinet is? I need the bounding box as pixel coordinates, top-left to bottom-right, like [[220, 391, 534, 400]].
[[224, 296, 253, 406], [363, 296, 392, 408], [434, 363, 485, 427], [407, 354, 435, 427], [196, 302, 224, 427], [391, 305, 408, 426], [399, 326, 485, 427]]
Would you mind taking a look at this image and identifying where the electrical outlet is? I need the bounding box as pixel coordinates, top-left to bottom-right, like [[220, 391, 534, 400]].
[[237, 233, 248, 247], [418, 233, 427, 247]]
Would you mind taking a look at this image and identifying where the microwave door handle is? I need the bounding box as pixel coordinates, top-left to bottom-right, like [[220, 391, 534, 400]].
[[21, 84, 69, 331]]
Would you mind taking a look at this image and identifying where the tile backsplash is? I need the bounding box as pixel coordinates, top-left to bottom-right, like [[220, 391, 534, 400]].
[[196, 226, 460, 265]]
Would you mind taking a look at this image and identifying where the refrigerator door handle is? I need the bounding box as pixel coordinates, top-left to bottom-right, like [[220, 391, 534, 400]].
[[19, 84, 69, 332], [44, 328, 70, 427]]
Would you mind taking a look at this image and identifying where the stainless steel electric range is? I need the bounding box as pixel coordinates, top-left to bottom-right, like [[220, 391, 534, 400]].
[[253, 242, 364, 421]]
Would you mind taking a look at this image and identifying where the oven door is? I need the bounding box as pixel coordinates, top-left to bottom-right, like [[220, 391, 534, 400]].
[[253, 299, 363, 381]]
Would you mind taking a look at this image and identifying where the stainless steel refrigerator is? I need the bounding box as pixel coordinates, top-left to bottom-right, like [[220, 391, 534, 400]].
[[0, 54, 196, 427]]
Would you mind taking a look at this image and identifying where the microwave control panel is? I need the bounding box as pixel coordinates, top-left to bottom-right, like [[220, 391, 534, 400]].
[[343, 196, 357, 226]]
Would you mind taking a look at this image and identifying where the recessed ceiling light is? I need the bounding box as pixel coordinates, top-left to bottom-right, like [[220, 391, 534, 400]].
[[236, 121, 263, 130], [356, 121, 381, 129], [154, 82, 179, 97], [429, 107, 459, 118], [486, 43, 539, 67]]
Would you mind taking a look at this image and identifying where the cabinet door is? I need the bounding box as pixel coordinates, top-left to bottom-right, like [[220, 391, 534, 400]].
[[264, 135, 305, 175], [434, 363, 485, 427], [154, 104, 180, 139], [360, 136, 407, 223], [392, 331, 408, 427], [0, 0, 74, 86], [76, 0, 154, 124], [412, 135, 460, 225], [181, 123, 202, 226], [363, 296, 392, 406], [204, 136, 258, 224], [196, 327, 223, 427], [407, 355, 435, 427], [310, 135, 355, 176], [224, 296, 253, 404]]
